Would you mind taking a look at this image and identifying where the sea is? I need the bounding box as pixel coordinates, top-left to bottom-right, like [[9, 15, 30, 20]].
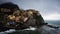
[[45, 20, 60, 27], [0, 20, 60, 34]]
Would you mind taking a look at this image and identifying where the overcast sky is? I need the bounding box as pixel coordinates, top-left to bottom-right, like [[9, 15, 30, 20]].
[[0, 0, 60, 20]]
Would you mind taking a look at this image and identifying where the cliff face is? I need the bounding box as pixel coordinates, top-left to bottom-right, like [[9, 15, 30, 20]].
[[25, 9, 46, 27], [0, 2, 47, 31]]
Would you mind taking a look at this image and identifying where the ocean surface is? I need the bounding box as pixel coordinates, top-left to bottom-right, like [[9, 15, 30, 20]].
[[0, 20, 60, 34], [45, 20, 60, 27]]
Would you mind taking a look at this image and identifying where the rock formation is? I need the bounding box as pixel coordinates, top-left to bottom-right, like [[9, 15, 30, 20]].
[[0, 2, 59, 32]]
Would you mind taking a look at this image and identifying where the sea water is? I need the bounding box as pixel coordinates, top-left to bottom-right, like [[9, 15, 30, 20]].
[[45, 20, 60, 27], [0, 20, 60, 34]]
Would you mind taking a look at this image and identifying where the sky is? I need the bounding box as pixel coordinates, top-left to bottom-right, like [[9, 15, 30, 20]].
[[0, 0, 60, 20]]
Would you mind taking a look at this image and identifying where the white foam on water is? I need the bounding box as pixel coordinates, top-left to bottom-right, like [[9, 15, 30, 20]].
[[24, 26, 37, 30], [0, 29, 16, 34], [4, 29, 16, 33]]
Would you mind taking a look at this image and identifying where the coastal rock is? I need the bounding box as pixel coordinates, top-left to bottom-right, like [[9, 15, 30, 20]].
[[0, 2, 58, 32]]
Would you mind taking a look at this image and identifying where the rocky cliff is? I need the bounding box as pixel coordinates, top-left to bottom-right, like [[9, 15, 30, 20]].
[[0, 2, 58, 32]]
